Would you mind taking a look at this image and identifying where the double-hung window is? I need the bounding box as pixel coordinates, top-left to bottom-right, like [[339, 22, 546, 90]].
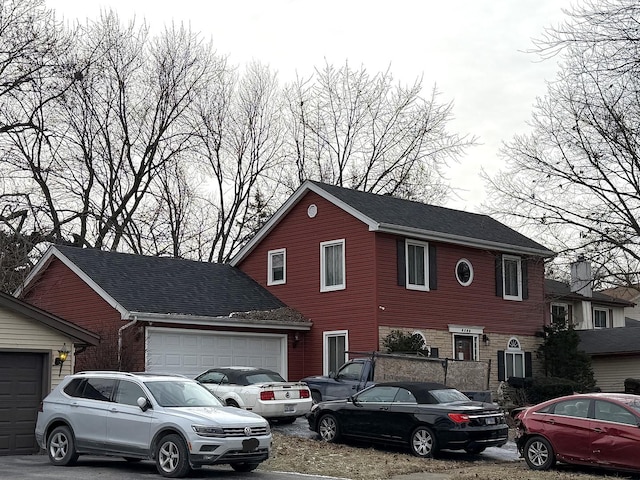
[[593, 308, 608, 328], [406, 240, 429, 291], [320, 239, 345, 292], [551, 303, 568, 325], [505, 337, 525, 378], [267, 248, 286, 285], [502, 255, 522, 301]]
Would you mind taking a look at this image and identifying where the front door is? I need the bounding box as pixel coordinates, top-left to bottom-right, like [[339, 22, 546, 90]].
[[324, 331, 347, 375], [454, 335, 474, 360]]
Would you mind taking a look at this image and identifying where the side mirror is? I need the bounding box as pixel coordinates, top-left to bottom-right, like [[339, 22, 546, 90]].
[[137, 396, 151, 411], [329, 371, 336, 379]]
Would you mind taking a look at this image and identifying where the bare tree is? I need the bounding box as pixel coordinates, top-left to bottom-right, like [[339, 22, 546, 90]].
[[282, 62, 475, 204], [483, 0, 640, 285], [0, 12, 226, 256], [189, 62, 284, 262]]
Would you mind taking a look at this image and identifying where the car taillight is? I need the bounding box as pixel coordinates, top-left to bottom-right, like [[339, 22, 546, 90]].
[[448, 413, 470, 424], [260, 391, 275, 401], [300, 389, 310, 399]]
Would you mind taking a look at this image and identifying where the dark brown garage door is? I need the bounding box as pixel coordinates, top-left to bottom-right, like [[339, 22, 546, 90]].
[[0, 352, 44, 455]]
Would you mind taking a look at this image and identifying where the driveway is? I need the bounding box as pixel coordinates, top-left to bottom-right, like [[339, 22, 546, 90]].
[[0, 453, 348, 480]]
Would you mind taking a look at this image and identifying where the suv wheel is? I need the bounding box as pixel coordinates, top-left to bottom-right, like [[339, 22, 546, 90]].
[[47, 425, 79, 466], [155, 433, 191, 478]]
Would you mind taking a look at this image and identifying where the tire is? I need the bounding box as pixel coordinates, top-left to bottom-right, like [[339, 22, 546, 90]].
[[523, 436, 556, 471], [464, 445, 486, 454], [410, 426, 437, 458], [318, 414, 340, 442], [155, 433, 192, 478], [47, 425, 79, 466], [231, 462, 260, 472], [226, 399, 240, 408], [311, 391, 322, 404]]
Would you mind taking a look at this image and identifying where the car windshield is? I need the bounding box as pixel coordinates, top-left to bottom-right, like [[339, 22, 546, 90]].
[[145, 380, 224, 407], [430, 388, 471, 404], [245, 372, 286, 383]]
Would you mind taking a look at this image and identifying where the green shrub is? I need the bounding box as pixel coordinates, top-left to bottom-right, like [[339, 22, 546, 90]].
[[523, 376, 577, 405]]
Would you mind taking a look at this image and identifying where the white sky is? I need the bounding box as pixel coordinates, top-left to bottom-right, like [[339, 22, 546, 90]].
[[46, 0, 574, 212]]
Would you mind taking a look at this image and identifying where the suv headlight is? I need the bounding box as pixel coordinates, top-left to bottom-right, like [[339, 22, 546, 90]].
[[192, 425, 225, 437]]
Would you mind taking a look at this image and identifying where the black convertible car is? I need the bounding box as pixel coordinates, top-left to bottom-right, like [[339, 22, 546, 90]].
[[307, 381, 508, 457]]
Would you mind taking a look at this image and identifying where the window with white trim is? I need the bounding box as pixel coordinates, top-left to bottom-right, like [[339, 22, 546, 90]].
[[267, 248, 286, 285], [406, 240, 429, 291], [502, 255, 522, 301], [550, 303, 568, 324], [505, 337, 525, 378], [324, 330, 348, 375], [593, 308, 608, 329], [320, 239, 345, 292]]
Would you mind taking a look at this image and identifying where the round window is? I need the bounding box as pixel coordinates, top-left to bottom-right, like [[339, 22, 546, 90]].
[[307, 204, 318, 218], [455, 259, 473, 286]]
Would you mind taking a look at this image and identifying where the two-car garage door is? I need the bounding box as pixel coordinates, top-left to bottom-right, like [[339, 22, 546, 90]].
[[145, 327, 287, 378]]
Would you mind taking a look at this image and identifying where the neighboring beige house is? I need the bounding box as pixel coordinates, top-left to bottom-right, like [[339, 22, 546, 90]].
[[0, 291, 99, 455], [600, 284, 640, 322], [545, 259, 638, 393]]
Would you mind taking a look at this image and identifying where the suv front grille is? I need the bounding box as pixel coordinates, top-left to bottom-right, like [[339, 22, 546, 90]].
[[223, 426, 269, 437]]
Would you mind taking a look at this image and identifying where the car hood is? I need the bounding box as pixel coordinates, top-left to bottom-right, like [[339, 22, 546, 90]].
[[164, 406, 267, 425]]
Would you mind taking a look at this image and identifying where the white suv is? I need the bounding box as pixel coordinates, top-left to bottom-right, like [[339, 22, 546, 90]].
[[35, 371, 271, 477]]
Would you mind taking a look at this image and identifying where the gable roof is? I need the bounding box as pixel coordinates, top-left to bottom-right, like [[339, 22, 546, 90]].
[[0, 290, 99, 346], [21, 246, 307, 329], [600, 284, 640, 302], [545, 279, 635, 308], [577, 327, 640, 356], [231, 180, 554, 265]]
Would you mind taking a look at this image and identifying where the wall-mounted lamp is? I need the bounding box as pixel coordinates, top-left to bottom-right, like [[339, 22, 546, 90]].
[[293, 332, 300, 348], [482, 334, 490, 347], [54, 343, 70, 375]]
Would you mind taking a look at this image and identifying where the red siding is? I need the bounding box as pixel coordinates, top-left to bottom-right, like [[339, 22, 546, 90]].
[[375, 234, 546, 339], [239, 191, 379, 380], [240, 193, 548, 379], [20, 258, 142, 370]]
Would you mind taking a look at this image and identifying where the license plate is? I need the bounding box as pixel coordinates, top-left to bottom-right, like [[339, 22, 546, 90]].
[[485, 417, 496, 425], [284, 404, 295, 413], [242, 438, 259, 452]]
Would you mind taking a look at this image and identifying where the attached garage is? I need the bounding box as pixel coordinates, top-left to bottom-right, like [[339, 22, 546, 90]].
[[146, 327, 287, 378], [0, 291, 99, 455]]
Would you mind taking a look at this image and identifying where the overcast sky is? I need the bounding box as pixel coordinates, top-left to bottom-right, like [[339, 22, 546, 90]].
[[47, 0, 574, 212]]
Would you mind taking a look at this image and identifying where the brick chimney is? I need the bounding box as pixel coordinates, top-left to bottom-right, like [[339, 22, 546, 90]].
[[570, 255, 592, 297]]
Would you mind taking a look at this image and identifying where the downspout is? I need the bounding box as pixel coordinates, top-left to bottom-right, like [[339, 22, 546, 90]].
[[118, 316, 138, 371]]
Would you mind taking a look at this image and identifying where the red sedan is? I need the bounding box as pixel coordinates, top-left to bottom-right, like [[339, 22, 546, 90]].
[[514, 392, 640, 473]]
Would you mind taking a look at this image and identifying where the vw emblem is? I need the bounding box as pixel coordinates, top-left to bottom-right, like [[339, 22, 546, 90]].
[[244, 426, 252, 436], [285, 392, 290, 398]]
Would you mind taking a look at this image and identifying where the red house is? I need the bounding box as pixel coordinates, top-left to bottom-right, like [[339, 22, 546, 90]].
[[232, 181, 555, 392]]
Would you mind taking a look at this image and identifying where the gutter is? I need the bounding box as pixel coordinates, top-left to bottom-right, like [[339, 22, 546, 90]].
[[118, 316, 138, 370]]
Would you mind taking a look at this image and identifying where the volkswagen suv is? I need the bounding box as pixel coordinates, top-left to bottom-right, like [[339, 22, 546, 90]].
[[35, 371, 271, 477]]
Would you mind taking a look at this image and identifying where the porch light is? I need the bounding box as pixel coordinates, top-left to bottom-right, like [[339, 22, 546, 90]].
[[54, 343, 70, 375]]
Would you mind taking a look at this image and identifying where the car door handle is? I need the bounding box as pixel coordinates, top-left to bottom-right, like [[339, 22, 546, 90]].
[[379, 407, 389, 411], [593, 427, 603, 433]]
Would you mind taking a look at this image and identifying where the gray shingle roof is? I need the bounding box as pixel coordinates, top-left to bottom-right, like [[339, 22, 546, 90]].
[[545, 279, 634, 307], [577, 327, 640, 356], [55, 246, 286, 317], [310, 181, 553, 255]]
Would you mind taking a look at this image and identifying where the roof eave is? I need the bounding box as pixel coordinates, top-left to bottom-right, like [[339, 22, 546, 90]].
[[374, 223, 555, 257], [126, 312, 312, 331]]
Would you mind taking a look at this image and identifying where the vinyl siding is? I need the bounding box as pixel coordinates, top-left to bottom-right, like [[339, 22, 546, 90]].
[[21, 258, 136, 371], [0, 306, 74, 391], [238, 191, 378, 380], [591, 355, 640, 393]]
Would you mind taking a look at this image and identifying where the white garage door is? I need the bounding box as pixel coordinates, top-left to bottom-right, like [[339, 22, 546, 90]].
[[145, 327, 287, 378]]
